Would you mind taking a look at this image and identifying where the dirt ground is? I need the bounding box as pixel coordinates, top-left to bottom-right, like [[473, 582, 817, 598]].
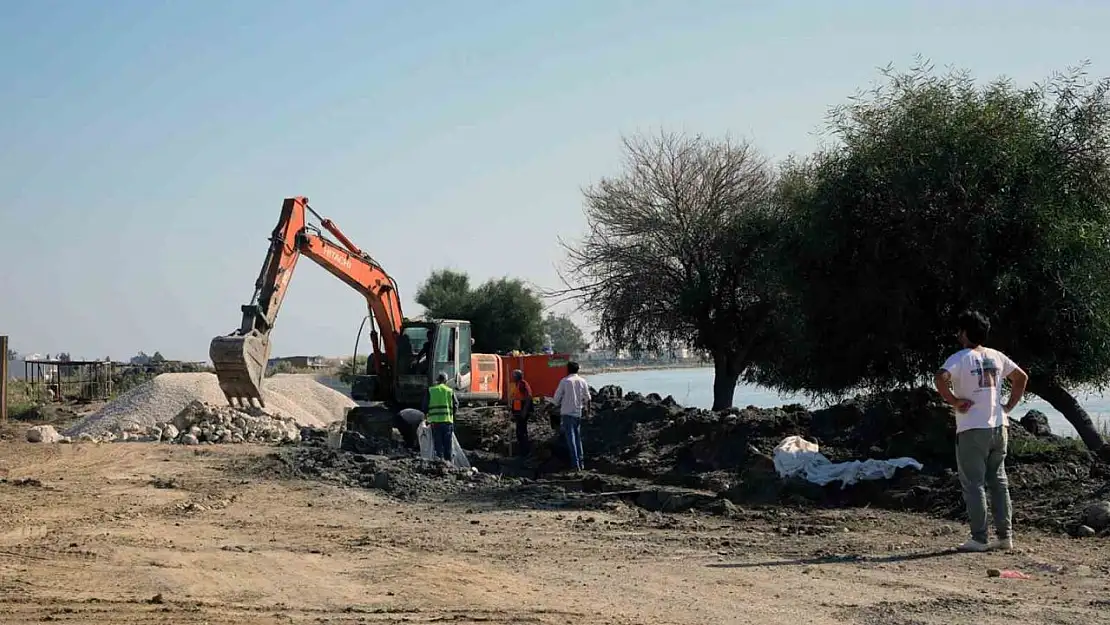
[[1, 434, 1108, 625]]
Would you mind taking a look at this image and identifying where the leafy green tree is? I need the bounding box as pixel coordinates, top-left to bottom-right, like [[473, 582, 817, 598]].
[[544, 313, 588, 355], [416, 271, 545, 353], [414, 269, 472, 314], [558, 131, 781, 409], [151, 351, 166, 364], [757, 61, 1110, 458]]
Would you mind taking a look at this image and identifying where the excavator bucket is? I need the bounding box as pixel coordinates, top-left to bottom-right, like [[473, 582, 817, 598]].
[[209, 332, 272, 408]]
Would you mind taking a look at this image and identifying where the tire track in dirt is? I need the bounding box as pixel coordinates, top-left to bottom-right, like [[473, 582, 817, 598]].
[[0, 597, 600, 625]]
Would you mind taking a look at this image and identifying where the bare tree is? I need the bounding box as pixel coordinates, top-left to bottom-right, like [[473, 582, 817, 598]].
[[555, 131, 781, 409]]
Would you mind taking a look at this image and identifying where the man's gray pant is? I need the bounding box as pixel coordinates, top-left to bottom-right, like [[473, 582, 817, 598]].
[[956, 425, 1013, 543]]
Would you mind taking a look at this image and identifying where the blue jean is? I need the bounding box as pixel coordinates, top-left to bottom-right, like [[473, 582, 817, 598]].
[[430, 422, 454, 462], [560, 414, 584, 470]]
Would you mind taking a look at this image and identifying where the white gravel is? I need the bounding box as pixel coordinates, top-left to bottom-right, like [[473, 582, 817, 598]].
[[66, 372, 355, 438]]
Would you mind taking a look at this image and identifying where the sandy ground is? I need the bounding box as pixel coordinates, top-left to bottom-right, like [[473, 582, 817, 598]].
[[0, 433, 1108, 625]]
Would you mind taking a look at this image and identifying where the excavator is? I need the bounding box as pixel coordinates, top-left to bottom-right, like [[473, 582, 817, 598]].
[[208, 196, 503, 441]]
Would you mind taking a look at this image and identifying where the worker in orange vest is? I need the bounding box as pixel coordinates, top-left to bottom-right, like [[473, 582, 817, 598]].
[[510, 369, 534, 456]]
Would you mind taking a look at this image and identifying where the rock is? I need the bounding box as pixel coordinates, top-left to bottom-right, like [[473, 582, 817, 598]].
[[987, 568, 1001, 578], [78, 433, 97, 443], [705, 498, 739, 517], [26, 425, 62, 444], [372, 471, 392, 490], [1075, 525, 1097, 538], [160, 424, 179, 442], [172, 400, 205, 431], [597, 385, 623, 400], [181, 433, 199, 446], [1020, 410, 1053, 437], [1081, 501, 1110, 532]]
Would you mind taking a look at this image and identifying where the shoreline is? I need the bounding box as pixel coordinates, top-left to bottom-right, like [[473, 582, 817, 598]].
[[579, 362, 710, 375]]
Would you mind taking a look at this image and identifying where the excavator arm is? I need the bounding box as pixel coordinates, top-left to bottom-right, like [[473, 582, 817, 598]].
[[209, 197, 404, 407]]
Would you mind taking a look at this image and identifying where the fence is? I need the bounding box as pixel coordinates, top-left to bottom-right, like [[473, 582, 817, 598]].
[[24, 359, 114, 402]]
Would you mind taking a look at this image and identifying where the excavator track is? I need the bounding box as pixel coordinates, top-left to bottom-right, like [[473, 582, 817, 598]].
[[345, 405, 418, 448], [209, 332, 271, 407]]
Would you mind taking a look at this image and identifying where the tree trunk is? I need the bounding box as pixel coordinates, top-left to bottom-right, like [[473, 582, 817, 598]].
[[1027, 374, 1110, 461], [711, 351, 741, 411]]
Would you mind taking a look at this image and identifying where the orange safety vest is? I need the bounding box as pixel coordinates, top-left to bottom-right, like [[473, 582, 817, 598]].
[[510, 380, 532, 412]]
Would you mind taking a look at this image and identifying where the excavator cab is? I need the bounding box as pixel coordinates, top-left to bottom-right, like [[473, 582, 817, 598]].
[[345, 318, 473, 444], [391, 319, 471, 405]]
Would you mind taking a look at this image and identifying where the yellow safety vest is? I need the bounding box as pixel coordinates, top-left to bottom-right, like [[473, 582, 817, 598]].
[[426, 384, 454, 424]]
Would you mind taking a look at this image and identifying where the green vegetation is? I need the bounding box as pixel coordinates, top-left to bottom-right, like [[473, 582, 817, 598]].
[[561, 60, 1110, 456], [4, 379, 46, 420], [543, 313, 588, 356], [416, 269, 546, 353]]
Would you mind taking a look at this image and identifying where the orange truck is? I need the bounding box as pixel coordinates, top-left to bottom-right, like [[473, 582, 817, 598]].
[[501, 352, 571, 410]]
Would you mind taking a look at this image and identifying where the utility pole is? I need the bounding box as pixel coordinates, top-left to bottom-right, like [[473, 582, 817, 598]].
[[1, 335, 8, 423]]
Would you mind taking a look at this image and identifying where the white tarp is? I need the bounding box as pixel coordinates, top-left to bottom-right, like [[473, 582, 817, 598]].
[[416, 422, 471, 470], [772, 435, 922, 488]]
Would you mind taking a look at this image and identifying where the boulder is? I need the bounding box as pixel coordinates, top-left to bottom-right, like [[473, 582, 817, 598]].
[[597, 385, 623, 400], [26, 425, 63, 444], [1082, 500, 1110, 532], [1020, 410, 1053, 437]]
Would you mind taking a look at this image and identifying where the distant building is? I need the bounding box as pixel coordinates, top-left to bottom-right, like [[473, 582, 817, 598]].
[[268, 355, 329, 369]]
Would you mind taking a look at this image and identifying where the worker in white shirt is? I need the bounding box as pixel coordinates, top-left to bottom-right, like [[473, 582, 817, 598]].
[[552, 361, 590, 471]]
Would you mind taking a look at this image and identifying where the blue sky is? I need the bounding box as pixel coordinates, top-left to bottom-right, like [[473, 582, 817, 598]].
[[2, 0, 1108, 362]]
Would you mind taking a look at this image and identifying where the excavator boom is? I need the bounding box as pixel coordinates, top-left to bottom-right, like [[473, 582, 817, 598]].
[[209, 197, 403, 407]]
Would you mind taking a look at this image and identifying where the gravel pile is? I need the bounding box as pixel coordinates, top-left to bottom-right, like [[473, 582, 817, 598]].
[[168, 401, 301, 445], [57, 401, 302, 445], [67, 372, 354, 438]]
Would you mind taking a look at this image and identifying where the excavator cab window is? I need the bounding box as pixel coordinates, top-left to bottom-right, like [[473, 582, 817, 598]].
[[457, 323, 472, 378], [401, 325, 431, 374], [432, 323, 457, 383]]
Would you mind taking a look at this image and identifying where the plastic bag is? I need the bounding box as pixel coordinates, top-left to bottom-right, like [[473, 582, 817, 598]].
[[416, 422, 471, 470]]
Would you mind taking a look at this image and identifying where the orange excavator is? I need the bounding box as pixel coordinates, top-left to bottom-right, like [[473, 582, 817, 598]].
[[208, 196, 504, 439]]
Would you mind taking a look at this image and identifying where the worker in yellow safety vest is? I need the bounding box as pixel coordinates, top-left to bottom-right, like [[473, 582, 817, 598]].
[[422, 372, 459, 461]]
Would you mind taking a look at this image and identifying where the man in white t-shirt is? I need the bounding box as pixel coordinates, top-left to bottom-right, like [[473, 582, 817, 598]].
[[934, 310, 1028, 553], [552, 361, 590, 472]]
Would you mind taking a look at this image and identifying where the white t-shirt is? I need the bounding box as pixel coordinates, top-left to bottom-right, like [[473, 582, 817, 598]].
[[940, 347, 1018, 433], [553, 374, 590, 417]]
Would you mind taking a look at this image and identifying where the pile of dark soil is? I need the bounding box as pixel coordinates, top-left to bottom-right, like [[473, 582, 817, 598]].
[[268, 386, 1108, 536], [452, 385, 1110, 535], [268, 428, 719, 514]]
